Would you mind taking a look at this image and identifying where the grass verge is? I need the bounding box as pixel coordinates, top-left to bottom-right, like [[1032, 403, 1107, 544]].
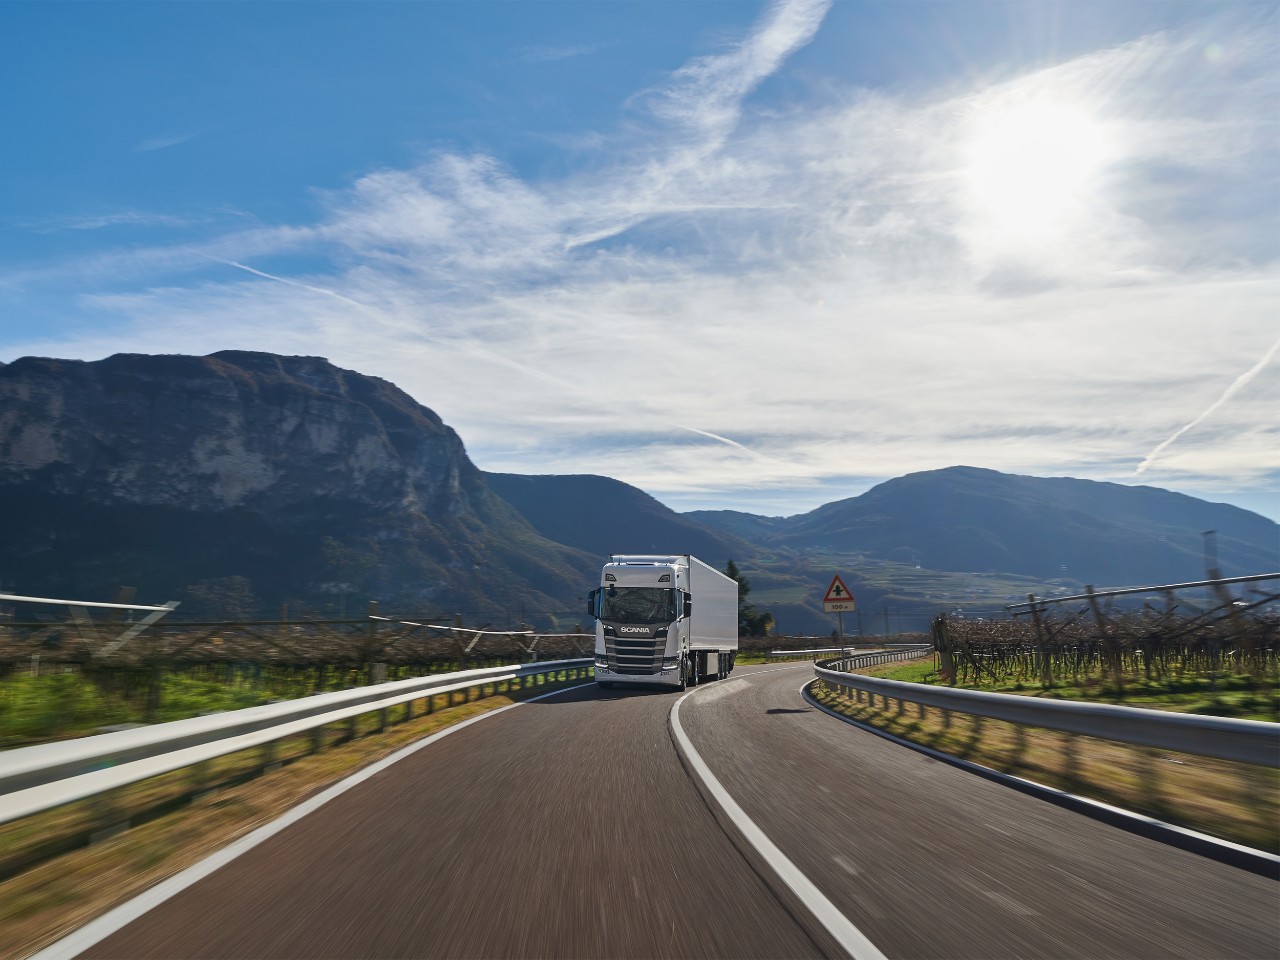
[[0, 672, 586, 960], [811, 658, 1279, 854]]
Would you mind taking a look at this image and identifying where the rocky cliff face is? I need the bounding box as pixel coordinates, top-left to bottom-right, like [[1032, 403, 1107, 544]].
[[0, 351, 476, 513], [0, 351, 595, 620]]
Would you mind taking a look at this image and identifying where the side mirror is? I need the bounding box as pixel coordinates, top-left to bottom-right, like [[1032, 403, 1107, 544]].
[[586, 589, 598, 619], [683, 596, 692, 617]]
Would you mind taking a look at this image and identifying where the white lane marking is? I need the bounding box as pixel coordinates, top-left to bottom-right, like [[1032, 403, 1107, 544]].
[[34, 683, 594, 960], [670, 683, 888, 960]]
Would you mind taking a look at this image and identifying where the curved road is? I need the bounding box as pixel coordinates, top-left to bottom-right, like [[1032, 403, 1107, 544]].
[[68, 664, 1276, 959]]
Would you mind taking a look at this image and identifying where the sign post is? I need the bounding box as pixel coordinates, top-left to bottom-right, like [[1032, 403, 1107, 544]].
[[822, 574, 856, 657]]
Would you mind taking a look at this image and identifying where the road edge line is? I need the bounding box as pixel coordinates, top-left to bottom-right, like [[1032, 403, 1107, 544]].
[[670, 685, 887, 960], [32, 682, 595, 960], [801, 679, 1280, 880]]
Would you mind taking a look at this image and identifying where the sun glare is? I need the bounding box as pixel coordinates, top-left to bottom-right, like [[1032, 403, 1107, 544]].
[[964, 100, 1108, 239]]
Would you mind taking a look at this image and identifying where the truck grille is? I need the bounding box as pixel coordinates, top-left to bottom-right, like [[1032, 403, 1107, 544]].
[[606, 637, 664, 675]]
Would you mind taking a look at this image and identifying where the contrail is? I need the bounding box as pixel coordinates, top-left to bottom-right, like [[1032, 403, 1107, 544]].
[[1133, 333, 1280, 476], [671, 423, 767, 459], [209, 256, 578, 389], [209, 257, 764, 459], [209, 257, 379, 317]]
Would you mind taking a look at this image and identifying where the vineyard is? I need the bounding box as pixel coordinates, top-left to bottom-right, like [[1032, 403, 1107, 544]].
[[0, 596, 835, 742], [0, 602, 594, 736], [934, 578, 1280, 700]]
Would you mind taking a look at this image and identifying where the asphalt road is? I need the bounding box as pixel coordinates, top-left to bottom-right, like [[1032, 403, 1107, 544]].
[[76, 664, 1277, 959]]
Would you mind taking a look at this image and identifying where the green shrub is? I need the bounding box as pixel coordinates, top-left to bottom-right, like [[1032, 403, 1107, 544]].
[[0, 673, 131, 739]]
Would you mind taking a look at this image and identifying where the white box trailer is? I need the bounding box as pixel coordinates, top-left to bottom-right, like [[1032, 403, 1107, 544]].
[[587, 554, 739, 690]]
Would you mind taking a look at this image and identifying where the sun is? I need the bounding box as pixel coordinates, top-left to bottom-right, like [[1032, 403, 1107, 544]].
[[964, 99, 1109, 239]]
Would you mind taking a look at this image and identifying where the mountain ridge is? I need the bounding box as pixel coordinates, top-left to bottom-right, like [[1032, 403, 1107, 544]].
[[688, 465, 1277, 584], [1, 351, 1275, 630]]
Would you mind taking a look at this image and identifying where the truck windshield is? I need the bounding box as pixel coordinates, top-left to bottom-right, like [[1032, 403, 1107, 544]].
[[600, 587, 675, 623]]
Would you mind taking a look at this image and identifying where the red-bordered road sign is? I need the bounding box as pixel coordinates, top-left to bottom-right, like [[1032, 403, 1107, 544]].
[[823, 574, 856, 612]]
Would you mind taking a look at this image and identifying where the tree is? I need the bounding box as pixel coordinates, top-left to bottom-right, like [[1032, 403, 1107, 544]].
[[723, 559, 774, 637]]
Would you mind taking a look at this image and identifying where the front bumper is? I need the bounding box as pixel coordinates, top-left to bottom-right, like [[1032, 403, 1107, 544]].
[[595, 663, 683, 687]]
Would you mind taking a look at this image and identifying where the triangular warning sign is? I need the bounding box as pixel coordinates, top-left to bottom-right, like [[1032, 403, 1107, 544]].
[[823, 574, 853, 604]]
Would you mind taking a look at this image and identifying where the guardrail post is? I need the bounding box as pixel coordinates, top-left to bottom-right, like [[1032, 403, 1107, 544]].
[[347, 713, 358, 742], [90, 789, 131, 845], [1012, 723, 1028, 770], [262, 738, 280, 773], [378, 706, 388, 732], [1063, 732, 1080, 784], [191, 758, 212, 797]]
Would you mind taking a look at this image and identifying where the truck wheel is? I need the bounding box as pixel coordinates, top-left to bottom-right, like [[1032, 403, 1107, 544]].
[[677, 658, 687, 691]]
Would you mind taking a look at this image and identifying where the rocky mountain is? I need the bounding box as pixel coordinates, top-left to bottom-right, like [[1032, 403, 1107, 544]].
[[0, 351, 596, 621], [689, 466, 1279, 586]]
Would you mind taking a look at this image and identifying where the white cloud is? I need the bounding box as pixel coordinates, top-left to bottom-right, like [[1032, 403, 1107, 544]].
[[3, 2, 1277, 515]]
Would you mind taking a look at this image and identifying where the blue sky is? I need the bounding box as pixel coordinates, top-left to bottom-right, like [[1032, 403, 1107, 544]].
[[2, 1, 1278, 522]]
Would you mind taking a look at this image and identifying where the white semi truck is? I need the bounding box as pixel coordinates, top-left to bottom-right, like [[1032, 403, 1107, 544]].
[[587, 554, 738, 690]]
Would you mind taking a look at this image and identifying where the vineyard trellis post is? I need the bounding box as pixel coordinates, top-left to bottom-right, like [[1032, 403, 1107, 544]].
[[1027, 594, 1053, 688], [366, 600, 379, 685], [933, 614, 955, 685], [1085, 585, 1123, 695]]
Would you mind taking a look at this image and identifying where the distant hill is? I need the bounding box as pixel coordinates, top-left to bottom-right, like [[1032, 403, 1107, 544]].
[[484, 473, 754, 570], [690, 466, 1279, 586], [683, 509, 788, 543]]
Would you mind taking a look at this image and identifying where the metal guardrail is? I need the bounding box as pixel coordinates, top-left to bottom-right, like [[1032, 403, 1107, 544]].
[[0, 658, 592, 826], [813, 657, 1280, 768], [767, 644, 929, 661]]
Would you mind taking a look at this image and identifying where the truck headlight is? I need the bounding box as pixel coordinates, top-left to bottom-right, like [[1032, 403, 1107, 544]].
[[594, 657, 609, 669], [662, 658, 679, 671]]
